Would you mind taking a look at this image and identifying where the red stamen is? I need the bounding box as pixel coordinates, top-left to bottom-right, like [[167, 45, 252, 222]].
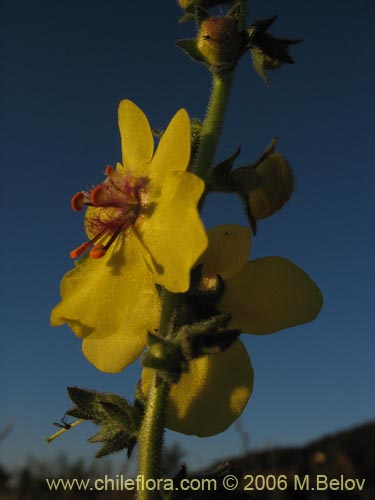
[[89, 244, 106, 259], [90, 185, 104, 206], [105, 165, 115, 177], [71, 192, 85, 212], [69, 229, 108, 259], [70, 242, 91, 259]]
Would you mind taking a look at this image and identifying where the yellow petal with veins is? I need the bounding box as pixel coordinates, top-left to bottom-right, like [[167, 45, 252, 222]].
[[118, 100, 154, 174], [150, 108, 191, 184], [50, 232, 160, 373], [139, 171, 207, 293], [220, 257, 323, 334], [142, 340, 253, 437]]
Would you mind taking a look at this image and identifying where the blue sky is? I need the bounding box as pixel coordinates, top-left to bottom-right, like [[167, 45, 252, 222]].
[[1, 0, 374, 471]]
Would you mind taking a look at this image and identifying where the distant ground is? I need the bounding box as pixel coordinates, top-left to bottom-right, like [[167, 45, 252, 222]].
[[203, 421, 375, 499], [1, 421, 374, 499]]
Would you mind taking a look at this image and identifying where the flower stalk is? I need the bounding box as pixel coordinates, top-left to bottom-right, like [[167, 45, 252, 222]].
[[137, 69, 236, 497], [137, 371, 169, 500], [193, 70, 235, 180], [137, 290, 179, 500]]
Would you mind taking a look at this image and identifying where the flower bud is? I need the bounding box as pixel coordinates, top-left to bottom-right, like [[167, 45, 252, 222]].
[[197, 16, 243, 66], [249, 152, 294, 219]]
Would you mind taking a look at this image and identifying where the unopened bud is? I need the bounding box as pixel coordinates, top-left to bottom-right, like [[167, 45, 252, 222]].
[[197, 16, 243, 66], [249, 153, 294, 219]]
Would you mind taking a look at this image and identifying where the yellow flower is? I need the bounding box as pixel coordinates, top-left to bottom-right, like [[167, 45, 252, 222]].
[[51, 100, 207, 373], [143, 224, 322, 437]]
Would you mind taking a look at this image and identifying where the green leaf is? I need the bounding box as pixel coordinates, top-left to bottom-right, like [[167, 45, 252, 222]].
[[67, 386, 96, 408], [95, 431, 129, 458], [63, 387, 143, 459], [100, 402, 132, 429]]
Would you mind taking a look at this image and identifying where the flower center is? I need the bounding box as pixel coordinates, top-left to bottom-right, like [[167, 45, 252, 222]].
[[70, 166, 148, 259]]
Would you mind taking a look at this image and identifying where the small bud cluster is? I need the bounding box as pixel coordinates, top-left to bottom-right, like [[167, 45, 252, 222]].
[[177, 1, 301, 82]]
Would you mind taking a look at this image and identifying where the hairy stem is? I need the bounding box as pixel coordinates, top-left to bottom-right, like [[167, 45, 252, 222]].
[[137, 291, 177, 500], [137, 372, 169, 500], [193, 70, 235, 181]]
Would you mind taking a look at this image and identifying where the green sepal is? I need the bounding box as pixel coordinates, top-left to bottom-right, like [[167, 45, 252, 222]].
[[253, 137, 278, 167], [142, 310, 239, 384], [178, 13, 196, 23], [239, 191, 257, 235], [228, 1, 246, 30], [248, 14, 278, 34], [250, 47, 270, 86], [207, 147, 241, 191], [195, 6, 209, 27], [176, 312, 240, 360], [176, 39, 205, 64]]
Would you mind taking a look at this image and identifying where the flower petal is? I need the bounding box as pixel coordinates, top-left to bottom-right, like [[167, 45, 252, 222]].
[[142, 340, 253, 437], [150, 108, 191, 183], [219, 257, 323, 334], [139, 171, 207, 293], [202, 224, 251, 280], [50, 232, 160, 373], [118, 100, 154, 173]]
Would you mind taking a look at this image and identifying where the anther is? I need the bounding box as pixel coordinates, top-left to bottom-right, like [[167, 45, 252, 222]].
[[89, 244, 107, 259], [70, 242, 91, 259], [71, 192, 85, 212], [105, 165, 115, 177], [89, 225, 125, 259], [70, 229, 108, 260], [90, 185, 104, 206]]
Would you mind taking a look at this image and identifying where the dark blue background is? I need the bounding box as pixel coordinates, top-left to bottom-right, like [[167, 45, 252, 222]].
[[1, 0, 374, 469]]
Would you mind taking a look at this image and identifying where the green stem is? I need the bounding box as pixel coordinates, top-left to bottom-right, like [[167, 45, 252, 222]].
[[137, 291, 177, 500], [137, 372, 169, 500], [193, 70, 235, 180]]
